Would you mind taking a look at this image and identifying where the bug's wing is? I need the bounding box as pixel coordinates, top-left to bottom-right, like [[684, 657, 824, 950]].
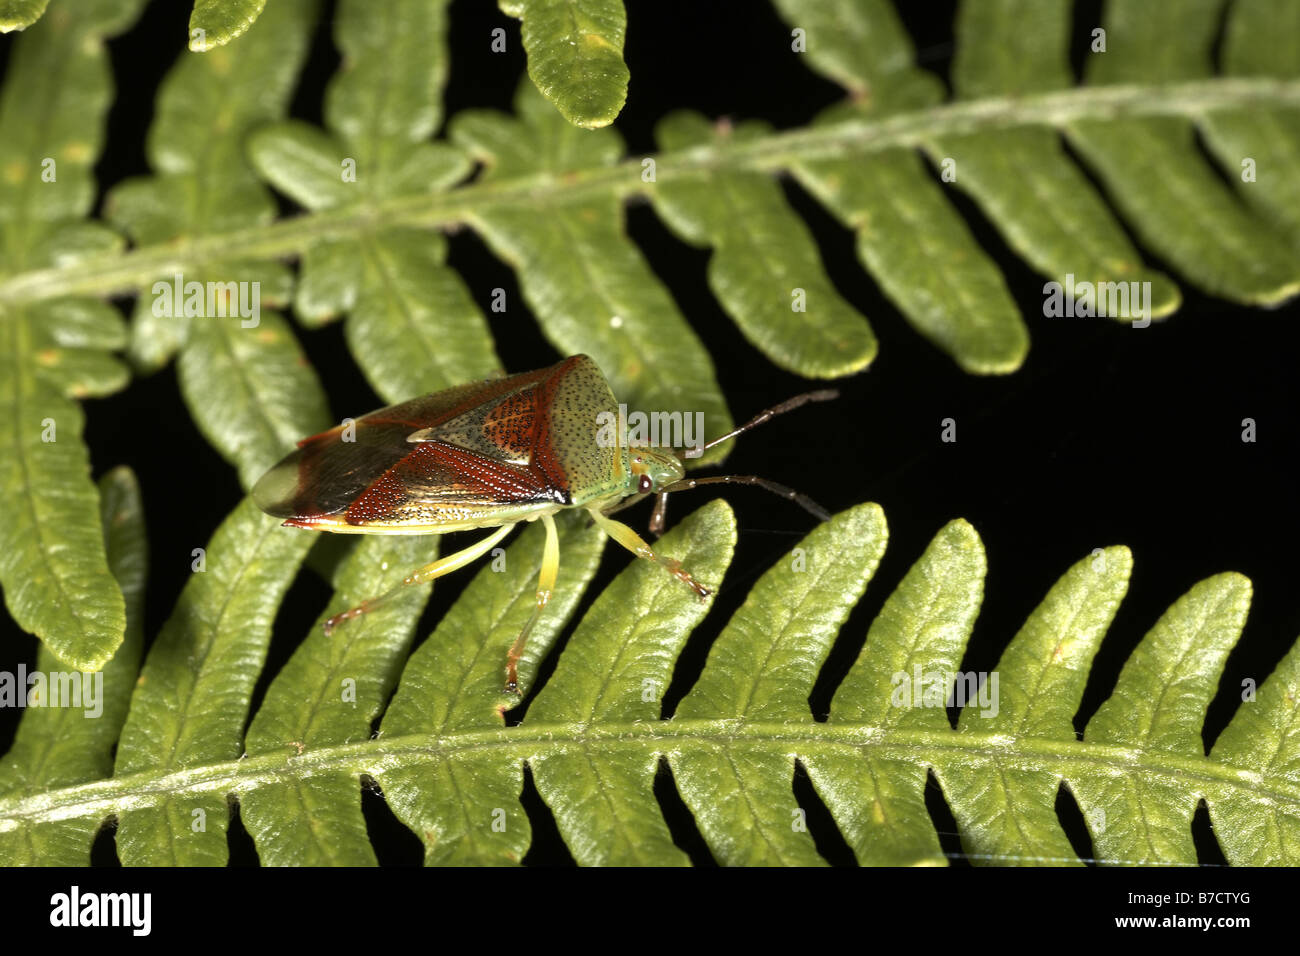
[[253, 365, 564, 531]]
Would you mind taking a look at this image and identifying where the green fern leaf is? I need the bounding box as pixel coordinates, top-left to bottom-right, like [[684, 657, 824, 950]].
[[111, 499, 314, 865], [239, 534, 439, 866], [778, 0, 1299, 356], [0, 0, 47, 33], [105, 0, 330, 489], [377, 512, 606, 865], [2, 497, 1295, 866], [653, 112, 879, 378], [1200, 0, 1300, 239], [0, 0, 146, 668], [7, 0, 632, 131], [1066, 1, 1299, 304], [527, 500, 736, 866], [1071, 572, 1250, 865], [500, 0, 629, 130], [807, 518, 985, 866], [188, 0, 266, 51], [669, 503, 886, 865], [937, 1, 1182, 321], [245, 0, 501, 403], [0, 467, 144, 864], [1210, 638, 1300, 864], [938, 546, 1132, 865]]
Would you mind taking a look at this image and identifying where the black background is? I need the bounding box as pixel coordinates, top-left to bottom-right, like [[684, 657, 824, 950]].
[[1, 0, 1298, 874]]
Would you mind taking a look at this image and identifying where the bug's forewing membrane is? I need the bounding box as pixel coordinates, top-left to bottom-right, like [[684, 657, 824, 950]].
[[252, 364, 560, 528]]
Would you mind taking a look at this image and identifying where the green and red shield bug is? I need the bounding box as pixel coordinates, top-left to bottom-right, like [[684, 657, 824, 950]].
[[252, 354, 835, 693]]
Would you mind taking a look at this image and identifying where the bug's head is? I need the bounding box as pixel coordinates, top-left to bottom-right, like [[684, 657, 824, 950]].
[[629, 447, 686, 495]]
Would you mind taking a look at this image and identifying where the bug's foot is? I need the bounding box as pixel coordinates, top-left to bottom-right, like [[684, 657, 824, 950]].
[[662, 557, 710, 600], [503, 659, 522, 696], [324, 603, 365, 635]]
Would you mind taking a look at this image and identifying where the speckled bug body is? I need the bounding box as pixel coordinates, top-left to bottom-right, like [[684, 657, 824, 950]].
[[254, 354, 834, 692]]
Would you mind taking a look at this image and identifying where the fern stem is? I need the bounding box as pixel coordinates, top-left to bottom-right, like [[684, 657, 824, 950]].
[[0, 719, 1294, 830]]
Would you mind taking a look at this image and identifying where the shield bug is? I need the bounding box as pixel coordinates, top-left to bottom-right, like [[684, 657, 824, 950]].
[[253, 354, 834, 693]]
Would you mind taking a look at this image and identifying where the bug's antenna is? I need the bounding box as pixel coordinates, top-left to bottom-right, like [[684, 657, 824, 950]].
[[659, 474, 831, 522], [656, 389, 839, 527], [687, 389, 839, 457]]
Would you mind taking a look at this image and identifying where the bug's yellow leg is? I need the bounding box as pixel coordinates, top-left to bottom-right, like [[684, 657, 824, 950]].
[[324, 523, 517, 635], [588, 507, 710, 599], [504, 512, 560, 695]]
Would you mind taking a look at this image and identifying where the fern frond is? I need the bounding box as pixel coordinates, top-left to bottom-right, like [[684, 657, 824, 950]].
[[4, 0, 1294, 401], [0, 0, 147, 668], [2, 488, 1296, 866]]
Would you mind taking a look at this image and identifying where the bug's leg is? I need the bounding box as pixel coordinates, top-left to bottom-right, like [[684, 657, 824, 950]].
[[503, 512, 560, 695], [588, 507, 709, 599], [648, 492, 670, 537], [324, 523, 517, 635]]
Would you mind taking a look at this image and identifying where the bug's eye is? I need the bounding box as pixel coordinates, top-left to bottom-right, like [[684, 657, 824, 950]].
[[637, 474, 653, 494]]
